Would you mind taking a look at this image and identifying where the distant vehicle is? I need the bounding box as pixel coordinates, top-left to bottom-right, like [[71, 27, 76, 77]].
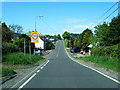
[[35, 48, 42, 55], [70, 46, 80, 53]]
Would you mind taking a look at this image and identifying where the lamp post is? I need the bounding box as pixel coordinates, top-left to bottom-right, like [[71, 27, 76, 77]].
[[35, 15, 44, 32]]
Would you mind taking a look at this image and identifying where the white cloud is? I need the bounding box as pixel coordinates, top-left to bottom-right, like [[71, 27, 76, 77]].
[[61, 18, 87, 24], [63, 23, 96, 33], [63, 29, 69, 32]]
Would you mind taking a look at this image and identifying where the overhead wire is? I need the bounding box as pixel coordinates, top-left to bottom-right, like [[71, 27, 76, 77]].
[[40, 18, 56, 32], [87, 1, 119, 29]]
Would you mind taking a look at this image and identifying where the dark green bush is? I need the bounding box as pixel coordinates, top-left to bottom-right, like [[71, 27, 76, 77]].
[[2, 42, 18, 54], [91, 44, 119, 58]]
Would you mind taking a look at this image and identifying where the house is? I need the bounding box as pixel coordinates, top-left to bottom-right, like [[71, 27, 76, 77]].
[[34, 35, 55, 55], [88, 44, 92, 55]]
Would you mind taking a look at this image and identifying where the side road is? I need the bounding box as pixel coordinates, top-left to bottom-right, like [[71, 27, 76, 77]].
[[65, 47, 119, 81]]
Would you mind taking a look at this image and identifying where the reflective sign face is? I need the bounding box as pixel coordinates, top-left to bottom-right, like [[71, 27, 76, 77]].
[[32, 33, 39, 40], [31, 32, 40, 43]]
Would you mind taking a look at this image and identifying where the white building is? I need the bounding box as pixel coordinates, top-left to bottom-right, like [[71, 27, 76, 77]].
[[35, 37, 44, 49]]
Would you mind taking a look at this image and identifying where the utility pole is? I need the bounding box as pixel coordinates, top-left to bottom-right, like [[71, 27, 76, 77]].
[[29, 41, 31, 60], [35, 15, 44, 32], [24, 40, 26, 56], [118, 0, 120, 16]]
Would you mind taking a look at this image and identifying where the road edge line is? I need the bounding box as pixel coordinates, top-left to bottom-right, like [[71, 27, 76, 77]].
[[63, 44, 120, 84], [11, 60, 48, 88]]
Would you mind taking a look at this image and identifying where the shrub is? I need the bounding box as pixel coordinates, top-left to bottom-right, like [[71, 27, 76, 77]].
[[91, 44, 119, 58], [2, 42, 18, 54]]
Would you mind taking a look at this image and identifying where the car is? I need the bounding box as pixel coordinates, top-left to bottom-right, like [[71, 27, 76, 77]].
[[70, 46, 80, 53], [35, 48, 42, 55]]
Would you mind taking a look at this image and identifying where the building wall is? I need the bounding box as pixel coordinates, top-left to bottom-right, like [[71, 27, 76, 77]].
[[35, 37, 44, 49]]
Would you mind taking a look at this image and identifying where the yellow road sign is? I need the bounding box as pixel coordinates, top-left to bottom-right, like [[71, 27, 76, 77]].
[[31, 32, 40, 43]]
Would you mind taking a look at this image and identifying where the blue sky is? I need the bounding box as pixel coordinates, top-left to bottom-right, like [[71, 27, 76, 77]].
[[2, 2, 118, 35]]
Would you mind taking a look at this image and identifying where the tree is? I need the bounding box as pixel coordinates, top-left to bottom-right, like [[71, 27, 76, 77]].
[[62, 31, 70, 40], [2, 22, 12, 42], [9, 24, 23, 34], [81, 28, 93, 52], [93, 22, 110, 46], [57, 34, 62, 40], [108, 16, 120, 45]]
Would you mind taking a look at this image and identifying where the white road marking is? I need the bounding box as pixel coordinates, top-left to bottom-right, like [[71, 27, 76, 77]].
[[57, 44, 61, 57], [41, 66, 43, 69], [64, 44, 120, 84], [43, 64, 46, 67], [37, 70, 40, 73], [11, 61, 48, 88], [18, 73, 36, 89]]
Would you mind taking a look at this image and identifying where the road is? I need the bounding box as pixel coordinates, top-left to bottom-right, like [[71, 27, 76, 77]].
[[19, 40, 119, 88]]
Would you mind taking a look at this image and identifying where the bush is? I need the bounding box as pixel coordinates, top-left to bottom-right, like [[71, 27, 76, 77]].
[[2, 42, 18, 54], [91, 44, 119, 58]]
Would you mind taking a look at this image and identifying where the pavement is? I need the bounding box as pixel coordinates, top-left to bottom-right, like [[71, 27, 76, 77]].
[[6, 40, 119, 89]]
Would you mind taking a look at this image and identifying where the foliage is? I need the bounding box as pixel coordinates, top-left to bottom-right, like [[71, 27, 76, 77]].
[[75, 56, 119, 71], [66, 40, 71, 48], [91, 16, 120, 58], [81, 28, 93, 51], [9, 24, 23, 34], [91, 43, 119, 58], [62, 31, 70, 40], [3, 52, 45, 65], [2, 67, 16, 77], [2, 42, 18, 55], [2, 23, 12, 42], [73, 38, 80, 47]]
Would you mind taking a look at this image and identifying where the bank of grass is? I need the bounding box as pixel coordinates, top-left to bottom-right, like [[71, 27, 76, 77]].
[[2, 52, 46, 77], [3, 52, 45, 65], [75, 56, 119, 72], [64, 39, 68, 47]]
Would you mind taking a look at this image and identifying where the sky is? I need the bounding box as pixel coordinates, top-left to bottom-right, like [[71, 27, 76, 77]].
[[1, 1, 119, 35]]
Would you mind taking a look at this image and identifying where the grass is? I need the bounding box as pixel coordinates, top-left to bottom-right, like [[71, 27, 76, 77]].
[[3, 52, 45, 65], [66, 48, 70, 52], [75, 56, 119, 72], [2, 52, 46, 77], [63, 39, 68, 47], [2, 67, 16, 77]]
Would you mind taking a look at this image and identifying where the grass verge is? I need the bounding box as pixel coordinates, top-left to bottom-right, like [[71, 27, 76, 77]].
[[2, 52, 46, 77], [75, 56, 119, 72], [3, 52, 45, 65]]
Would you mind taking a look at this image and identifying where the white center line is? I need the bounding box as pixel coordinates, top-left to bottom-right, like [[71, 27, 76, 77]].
[[18, 73, 36, 89], [37, 70, 40, 73], [41, 67, 43, 69]]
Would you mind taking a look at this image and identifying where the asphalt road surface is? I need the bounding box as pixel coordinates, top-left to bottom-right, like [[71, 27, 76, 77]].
[[20, 40, 119, 88]]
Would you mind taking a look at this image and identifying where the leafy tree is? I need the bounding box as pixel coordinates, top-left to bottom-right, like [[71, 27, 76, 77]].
[[93, 22, 110, 46], [108, 16, 120, 45], [82, 28, 93, 52], [2, 23, 12, 42], [57, 34, 62, 40], [62, 31, 70, 40], [66, 40, 71, 48], [9, 24, 23, 34]]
